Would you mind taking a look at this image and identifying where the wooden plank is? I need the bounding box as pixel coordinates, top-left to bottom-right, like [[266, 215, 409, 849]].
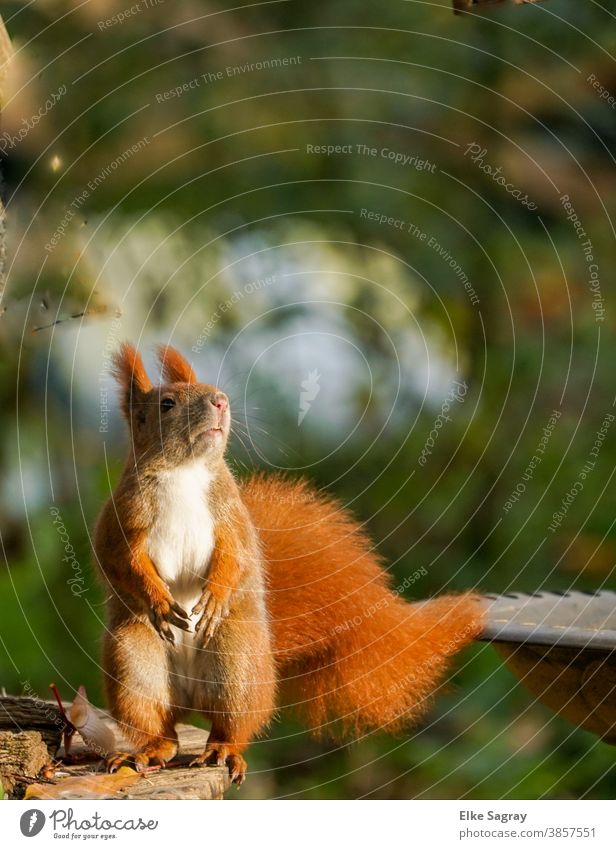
[[46, 722, 231, 800], [479, 592, 616, 743], [0, 698, 231, 800], [479, 591, 616, 650]]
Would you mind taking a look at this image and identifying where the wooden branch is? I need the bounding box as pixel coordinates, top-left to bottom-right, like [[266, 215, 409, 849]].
[[480, 593, 616, 744], [453, 0, 546, 13]]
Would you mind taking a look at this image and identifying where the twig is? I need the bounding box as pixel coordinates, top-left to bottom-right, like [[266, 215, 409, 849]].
[[3, 771, 55, 786], [49, 683, 76, 756]]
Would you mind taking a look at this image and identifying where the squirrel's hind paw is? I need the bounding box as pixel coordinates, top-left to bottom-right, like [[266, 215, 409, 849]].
[[106, 751, 163, 773], [106, 751, 132, 773], [190, 744, 247, 785]]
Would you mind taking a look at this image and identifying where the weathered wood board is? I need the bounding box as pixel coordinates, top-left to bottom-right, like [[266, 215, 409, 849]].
[[0, 698, 230, 800], [480, 592, 616, 743]]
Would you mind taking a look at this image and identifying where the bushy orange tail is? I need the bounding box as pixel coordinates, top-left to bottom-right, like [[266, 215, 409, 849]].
[[241, 475, 483, 738]]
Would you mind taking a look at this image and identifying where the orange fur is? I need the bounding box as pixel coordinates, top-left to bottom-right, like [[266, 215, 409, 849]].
[[241, 474, 483, 738], [111, 343, 152, 417], [97, 341, 483, 781], [96, 345, 275, 780], [103, 621, 179, 771], [192, 521, 247, 641], [157, 344, 197, 384], [93, 519, 176, 621], [209, 516, 247, 598]]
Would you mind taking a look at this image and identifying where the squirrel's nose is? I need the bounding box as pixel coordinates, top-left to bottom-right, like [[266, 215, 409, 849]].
[[211, 392, 228, 414]]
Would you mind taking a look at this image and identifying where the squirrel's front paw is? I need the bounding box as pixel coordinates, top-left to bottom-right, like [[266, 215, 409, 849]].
[[150, 598, 191, 644], [192, 588, 230, 644]]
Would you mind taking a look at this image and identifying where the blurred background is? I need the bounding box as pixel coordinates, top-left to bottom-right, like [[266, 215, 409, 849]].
[[1, 0, 616, 798]]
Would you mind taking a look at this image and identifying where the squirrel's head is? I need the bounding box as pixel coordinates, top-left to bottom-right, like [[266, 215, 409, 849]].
[[112, 342, 230, 467]]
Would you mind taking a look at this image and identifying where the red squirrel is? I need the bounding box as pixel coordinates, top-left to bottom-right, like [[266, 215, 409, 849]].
[[93, 342, 483, 784]]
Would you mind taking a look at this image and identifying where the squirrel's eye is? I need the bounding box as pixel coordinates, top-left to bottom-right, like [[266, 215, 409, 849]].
[[160, 397, 176, 412]]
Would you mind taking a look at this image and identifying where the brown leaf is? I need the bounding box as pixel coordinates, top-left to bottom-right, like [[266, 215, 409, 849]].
[[25, 766, 141, 800]]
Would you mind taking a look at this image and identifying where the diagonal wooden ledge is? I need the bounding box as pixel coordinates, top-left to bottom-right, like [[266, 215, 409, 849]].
[[479, 592, 616, 745], [453, 0, 546, 13]]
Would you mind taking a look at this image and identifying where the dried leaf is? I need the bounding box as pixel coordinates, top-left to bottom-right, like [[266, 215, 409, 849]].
[[25, 767, 141, 800]]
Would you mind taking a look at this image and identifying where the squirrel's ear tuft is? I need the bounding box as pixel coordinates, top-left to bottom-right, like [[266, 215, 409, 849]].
[[111, 342, 153, 416], [157, 344, 197, 384]]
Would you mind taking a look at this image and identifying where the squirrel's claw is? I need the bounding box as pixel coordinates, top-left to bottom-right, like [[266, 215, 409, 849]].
[[167, 603, 191, 631], [190, 744, 247, 785], [106, 751, 148, 773], [170, 600, 191, 621], [156, 618, 176, 644], [193, 590, 229, 644], [107, 752, 165, 774], [106, 752, 130, 773], [151, 599, 191, 643]]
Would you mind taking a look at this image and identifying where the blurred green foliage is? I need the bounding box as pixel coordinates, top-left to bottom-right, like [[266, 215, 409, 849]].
[[1, 0, 615, 798]]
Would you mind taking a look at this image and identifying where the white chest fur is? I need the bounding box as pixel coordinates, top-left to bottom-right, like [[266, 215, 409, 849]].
[[147, 462, 216, 599]]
